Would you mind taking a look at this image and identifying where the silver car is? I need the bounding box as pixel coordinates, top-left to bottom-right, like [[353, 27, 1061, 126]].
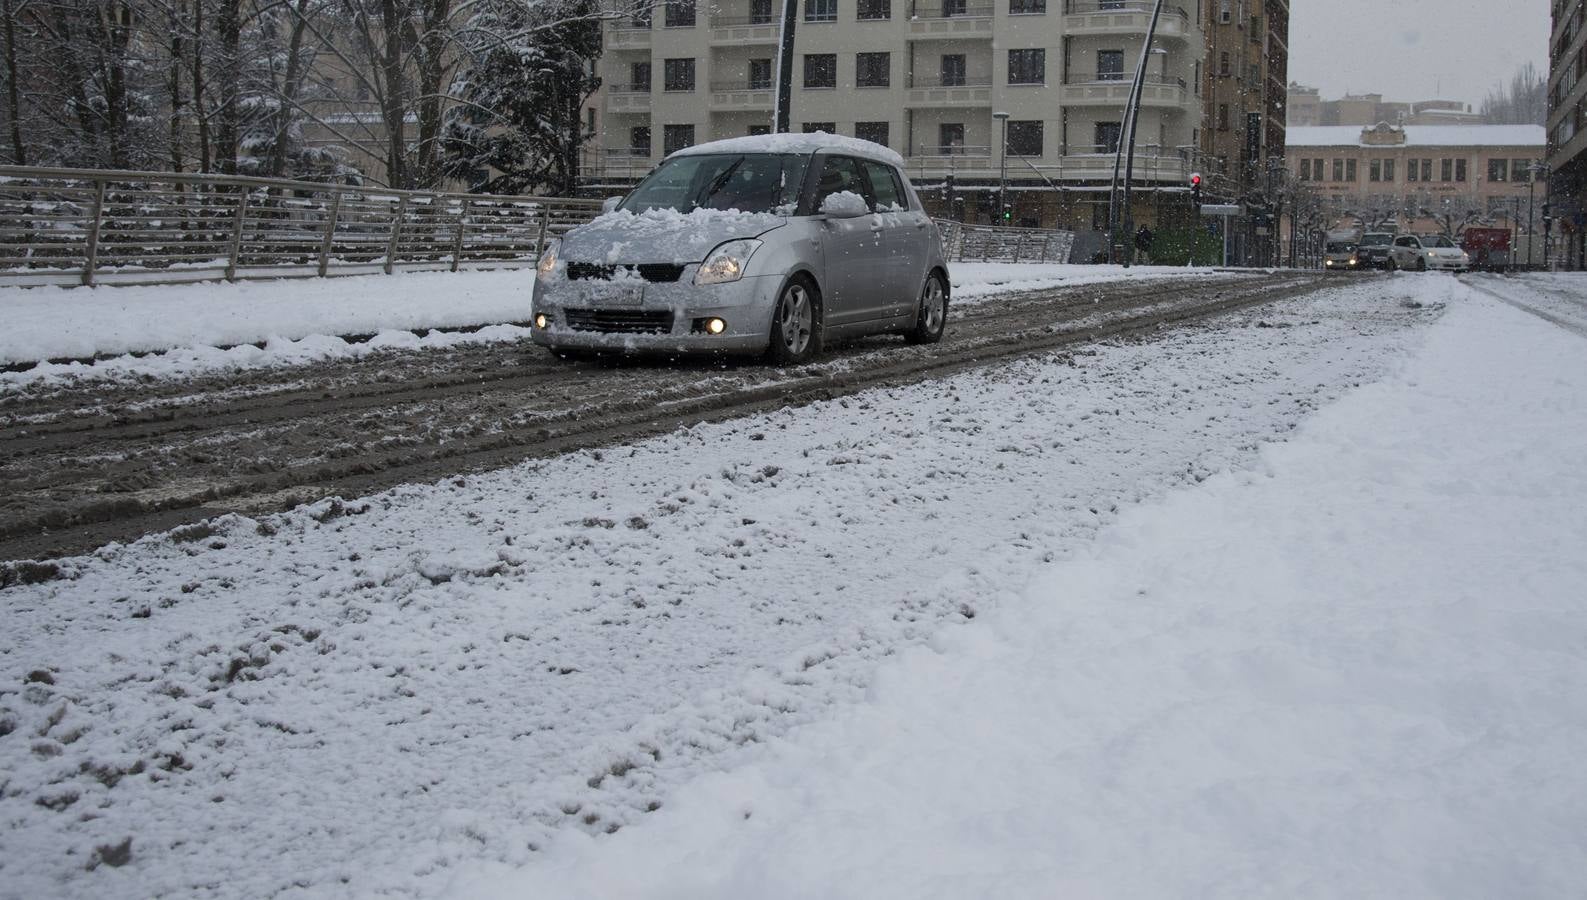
[[531, 134, 949, 363]]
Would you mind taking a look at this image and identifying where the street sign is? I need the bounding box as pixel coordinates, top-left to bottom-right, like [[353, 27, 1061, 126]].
[[1200, 204, 1241, 217]]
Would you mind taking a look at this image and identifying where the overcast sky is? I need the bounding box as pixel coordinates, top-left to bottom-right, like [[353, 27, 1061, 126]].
[[1289, 0, 1552, 109]]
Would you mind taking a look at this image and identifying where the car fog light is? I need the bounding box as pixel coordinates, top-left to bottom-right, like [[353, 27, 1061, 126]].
[[705, 317, 727, 335], [534, 313, 548, 329]]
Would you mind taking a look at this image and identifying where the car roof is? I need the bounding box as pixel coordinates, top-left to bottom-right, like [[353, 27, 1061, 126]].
[[669, 132, 907, 169]]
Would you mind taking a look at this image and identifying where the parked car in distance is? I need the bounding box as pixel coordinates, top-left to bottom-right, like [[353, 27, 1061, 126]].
[[1388, 234, 1470, 272], [1357, 232, 1395, 269], [1461, 227, 1512, 271], [1323, 240, 1362, 272], [531, 133, 949, 364]]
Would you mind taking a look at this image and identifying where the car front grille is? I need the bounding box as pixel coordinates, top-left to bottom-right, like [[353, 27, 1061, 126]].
[[564, 309, 674, 334], [566, 262, 687, 283]]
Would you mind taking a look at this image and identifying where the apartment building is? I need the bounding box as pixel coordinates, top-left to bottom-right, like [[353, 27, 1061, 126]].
[[1547, 0, 1587, 267], [1199, 0, 1287, 264], [589, 0, 1205, 234], [1286, 85, 1485, 129], [1288, 123, 1545, 235]]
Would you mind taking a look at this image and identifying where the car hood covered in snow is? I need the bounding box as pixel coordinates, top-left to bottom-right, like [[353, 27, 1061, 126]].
[[558, 208, 787, 265]]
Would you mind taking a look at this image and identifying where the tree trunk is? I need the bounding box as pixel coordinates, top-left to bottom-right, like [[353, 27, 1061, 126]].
[[378, 0, 408, 188], [268, 0, 312, 177], [213, 0, 242, 173], [1, 0, 25, 164], [192, 0, 210, 172]]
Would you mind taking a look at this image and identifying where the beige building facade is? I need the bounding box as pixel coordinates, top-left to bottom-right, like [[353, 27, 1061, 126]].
[[1288, 123, 1546, 234], [1546, 0, 1587, 267], [588, 0, 1206, 235], [1286, 85, 1484, 129]]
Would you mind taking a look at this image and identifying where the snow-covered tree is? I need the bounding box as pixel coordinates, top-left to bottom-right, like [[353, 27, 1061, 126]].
[[442, 0, 601, 195]]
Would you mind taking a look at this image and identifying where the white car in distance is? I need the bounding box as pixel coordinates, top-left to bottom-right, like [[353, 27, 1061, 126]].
[[1388, 234, 1470, 272]]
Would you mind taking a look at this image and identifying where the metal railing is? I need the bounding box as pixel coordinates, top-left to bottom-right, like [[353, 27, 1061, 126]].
[[908, 75, 994, 88], [1064, 72, 1187, 86], [0, 166, 603, 288], [709, 12, 779, 25], [710, 79, 775, 91], [933, 219, 1076, 263], [908, 1, 995, 17], [606, 83, 653, 94], [1063, 0, 1188, 16]]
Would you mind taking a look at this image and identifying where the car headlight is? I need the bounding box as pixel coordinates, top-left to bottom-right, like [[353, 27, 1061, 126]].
[[1426, 251, 1436, 257], [537, 239, 560, 278], [695, 239, 762, 286]]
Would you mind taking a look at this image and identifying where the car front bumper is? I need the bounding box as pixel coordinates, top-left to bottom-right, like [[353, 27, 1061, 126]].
[[1424, 257, 1468, 271], [530, 267, 783, 354]]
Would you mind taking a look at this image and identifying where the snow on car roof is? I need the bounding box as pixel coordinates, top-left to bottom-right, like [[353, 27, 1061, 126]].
[[670, 132, 907, 168], [1286, 125, 1545, 148]]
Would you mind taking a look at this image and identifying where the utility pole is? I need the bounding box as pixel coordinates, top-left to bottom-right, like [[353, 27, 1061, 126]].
[[772, 0, 799, 133], [994, 110, 1010, 224], [1112, 0, 1166, 268]]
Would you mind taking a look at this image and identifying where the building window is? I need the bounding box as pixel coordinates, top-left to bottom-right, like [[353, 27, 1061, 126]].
[[1420, 159, 1432, 181], [1217, 104, 1229, 131], [1095, 121, 1121, 154], [586, 107, 596, 133], [1408, 160, 1420, 182], [1009, 0, 1045, 13], [749, 59, 772, 90], [1456, 159, 1467, 182], [1008, 49, 1045, 85], [856, 52, 890, 88], [1298, 159, 1310, 181], [664, 0, 695, 26], [1370, 159, 1381, 182], [1383, 159, 1395, 181], [939, 122, 965, 154], [1007, 120, 1042, 156], [1248, 64, 1259, 83], [942, 0, 966, 15], [749, 124, 771, 135], [1333, 158, 1344, 181], [1513, 158, 1533, 181], [803, 54, 836, 88], [1219, 52, 1230, 76], [802, 121, 835, 133], [663, 58, 695, 91], [1488, 159, 1508, 182], [855, 121, 890, 146], [1441, 158, 1453, 182], [1217, 0, 1231, 23], [630, 126, 651, 155], [805, 0, 837, 21], [857, 0, 890, 18], [663, 124, 694, 155], [750, 0, 775, 21], [1096, 50, 1124, 81], [940, 54, 966, 86], [1313, 158, 1322, 179], [631, 62, 652, 92], [1346, 159, 1357, 181]]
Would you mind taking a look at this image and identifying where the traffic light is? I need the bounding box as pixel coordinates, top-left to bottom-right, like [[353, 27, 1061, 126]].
[[1190, 172, 1203, 211], [1003, 204, 1013, 222]]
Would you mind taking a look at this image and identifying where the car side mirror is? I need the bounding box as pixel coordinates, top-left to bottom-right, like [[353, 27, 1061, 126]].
[[820, 191, 870, 219], [601, 196, 624, 214]]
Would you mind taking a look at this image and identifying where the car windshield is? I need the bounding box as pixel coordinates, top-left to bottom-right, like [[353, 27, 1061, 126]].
[[1360, 234, 1392, 246], [1426, 236, 1456, 248], [1327, 242, 1356, 253], [620, 153, 810, 215]]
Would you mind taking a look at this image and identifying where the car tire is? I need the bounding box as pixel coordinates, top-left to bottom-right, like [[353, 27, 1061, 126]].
[[766, 276, 821, 365], [1417, 257, 1428, 272], [1387, 257, 1398, 272], [904, 272, 948, 345]]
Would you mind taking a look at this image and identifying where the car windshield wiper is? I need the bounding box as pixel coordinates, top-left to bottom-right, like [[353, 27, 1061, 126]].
[[695, 157, 746, 209]]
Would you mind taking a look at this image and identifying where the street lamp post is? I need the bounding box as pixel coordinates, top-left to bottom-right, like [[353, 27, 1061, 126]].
[[1527, 164, 1540, 269], [1110, 0, 1167, 268], [994, 110, 1010, 225]]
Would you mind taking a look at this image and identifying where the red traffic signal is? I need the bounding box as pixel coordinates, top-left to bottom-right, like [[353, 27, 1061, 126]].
[[1190, 173, 1202, 187]]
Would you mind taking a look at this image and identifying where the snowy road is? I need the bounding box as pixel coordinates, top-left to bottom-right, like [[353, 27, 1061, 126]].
[[1, 271, 1315, 561], [0, 273, 1457, 898]]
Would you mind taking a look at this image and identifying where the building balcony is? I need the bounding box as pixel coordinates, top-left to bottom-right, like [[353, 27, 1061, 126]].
[[607, 85, 652, 113], [905, 76, 993, 107], [906, 1, 993, 39], [708, 11, 781, 44], [607, 21, 653, 50], [1062, 0, 1193, 40], [709, 80, 775, 110], [903, 148, 994, 178], [1059, 73, 1190, 109], [900, 148, 1189, 183]]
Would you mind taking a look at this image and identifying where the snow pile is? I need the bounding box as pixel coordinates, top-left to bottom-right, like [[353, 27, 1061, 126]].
[[555, 207, 785, 265], [0, 280, 1436, 898], [951, 262, 1220, 303], [673, 132, 905, 167], [0, 269, 536, 367], [453, 285, 1587, 899]]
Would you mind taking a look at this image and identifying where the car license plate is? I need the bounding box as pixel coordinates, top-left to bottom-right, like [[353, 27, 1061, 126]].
[[590, 284, 644, 306]]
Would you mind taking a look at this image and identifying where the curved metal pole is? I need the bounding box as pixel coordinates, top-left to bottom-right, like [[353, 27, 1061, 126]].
[[1106, 0, 1164, 264], [1119, 0, 1165, 268]]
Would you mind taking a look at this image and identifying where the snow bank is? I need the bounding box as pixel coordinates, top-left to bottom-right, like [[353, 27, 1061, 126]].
[[456, 284, 1587, 898], [951, 262, 1218, 303], [0, 269, 537, 367]]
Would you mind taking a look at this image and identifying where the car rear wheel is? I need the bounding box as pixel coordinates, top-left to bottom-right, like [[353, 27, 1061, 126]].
[[767, 277, 820, 365], [905, 272, 947, 345], [1387, 257, 1398, 272]]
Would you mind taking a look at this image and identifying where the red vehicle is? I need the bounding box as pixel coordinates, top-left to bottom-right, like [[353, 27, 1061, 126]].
[[1461, 228, 1512, 271]]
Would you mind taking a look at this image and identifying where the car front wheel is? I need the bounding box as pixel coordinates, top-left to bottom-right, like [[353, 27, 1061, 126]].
[[905, 272, 947, 345], [767, 276, 820, 365]]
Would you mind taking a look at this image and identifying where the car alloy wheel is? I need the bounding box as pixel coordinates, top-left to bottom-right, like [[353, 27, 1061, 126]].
[[768, 278, 819, 364], [906, 273, 947, 345]]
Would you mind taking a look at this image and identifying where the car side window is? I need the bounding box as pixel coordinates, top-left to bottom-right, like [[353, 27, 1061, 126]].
[[812, 156, 868, 212], [860, 160, 908, 212]]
